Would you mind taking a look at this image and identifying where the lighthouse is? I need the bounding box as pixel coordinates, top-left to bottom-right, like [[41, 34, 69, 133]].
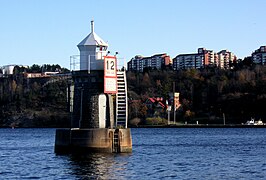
[[78, 20, 108, 71], [54, 21, 132, 153]]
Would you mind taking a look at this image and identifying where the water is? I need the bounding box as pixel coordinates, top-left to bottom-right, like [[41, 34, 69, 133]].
[[0, 128, 266, 179]]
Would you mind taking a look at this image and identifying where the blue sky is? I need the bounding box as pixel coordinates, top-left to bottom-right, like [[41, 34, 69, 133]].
[[0, 0, 265, 68]]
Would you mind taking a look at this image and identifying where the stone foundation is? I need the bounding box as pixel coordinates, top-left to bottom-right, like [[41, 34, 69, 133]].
[[55, 128, 132, 154]]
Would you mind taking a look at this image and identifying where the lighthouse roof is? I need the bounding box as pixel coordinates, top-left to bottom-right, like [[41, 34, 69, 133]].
[[78, 21, 108, 47]]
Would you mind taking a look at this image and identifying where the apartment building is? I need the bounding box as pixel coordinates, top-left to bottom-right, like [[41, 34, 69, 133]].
[[252, 46, 266, 65], [217, 50, 236, 69], [127, 55, 142, 71], [127, 53, 172, 72], [173, 53, 203, 70], [173, 48, 236, 70], [173, 48, 215, 70], [199, 48, 215, 66]]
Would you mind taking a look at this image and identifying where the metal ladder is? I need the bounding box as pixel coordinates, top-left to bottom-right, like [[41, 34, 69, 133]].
[[113, 129, 120, 153], [116, 70, 128, 128]]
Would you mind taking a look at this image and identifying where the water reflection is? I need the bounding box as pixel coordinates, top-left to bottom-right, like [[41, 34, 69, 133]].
[[68, 153, 132, 179]]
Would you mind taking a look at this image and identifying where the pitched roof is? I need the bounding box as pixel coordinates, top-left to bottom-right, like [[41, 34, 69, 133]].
[[77, 21, 108, 47], [158, 102, 165, 108], [149, 98, 155, 103], [146, 97, 166, 108], [78, 32, 108, 47]]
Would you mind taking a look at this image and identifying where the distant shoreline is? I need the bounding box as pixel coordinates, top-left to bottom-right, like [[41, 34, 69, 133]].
[[1, 124, 266, 129], [131, 124, 266, 128]]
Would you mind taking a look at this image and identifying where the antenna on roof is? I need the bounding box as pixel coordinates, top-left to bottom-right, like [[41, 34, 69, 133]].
[[91, 19, 94, 33]]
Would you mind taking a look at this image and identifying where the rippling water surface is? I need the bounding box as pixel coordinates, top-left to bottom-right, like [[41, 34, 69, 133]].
[[0, 128, 266, 179]]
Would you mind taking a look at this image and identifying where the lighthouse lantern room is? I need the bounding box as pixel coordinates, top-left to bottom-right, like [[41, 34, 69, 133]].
[[77, 20, 108, 71]]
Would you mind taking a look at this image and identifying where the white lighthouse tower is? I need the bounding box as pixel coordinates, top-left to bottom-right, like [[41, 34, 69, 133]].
[[77, 20, 108, 71], [55, 20, 132, 154]]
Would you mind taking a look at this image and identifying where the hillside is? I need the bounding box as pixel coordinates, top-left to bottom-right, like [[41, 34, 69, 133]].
[[0, 75, 70, 127], [127, 65, 266, 125], [1, 64, 266, 127]]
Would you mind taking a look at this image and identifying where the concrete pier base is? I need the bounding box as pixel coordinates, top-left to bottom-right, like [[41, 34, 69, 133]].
[[55, 128, 132, 154]]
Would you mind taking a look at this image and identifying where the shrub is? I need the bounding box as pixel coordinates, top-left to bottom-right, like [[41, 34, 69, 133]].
[[145, 117, 167, 125], [129, 117, 141, 127]]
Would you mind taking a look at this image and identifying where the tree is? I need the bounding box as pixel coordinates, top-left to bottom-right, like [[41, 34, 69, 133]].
[[129, 100, 147, 119], [13, 66, 27, 74], [242, 56, 253, 67], [184, 110, 195, 123], [29, 64, 41, 73]]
